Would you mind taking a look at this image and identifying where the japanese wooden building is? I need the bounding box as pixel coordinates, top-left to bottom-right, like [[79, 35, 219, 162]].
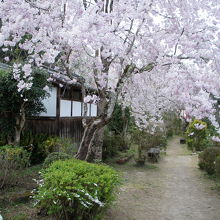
[[0, 63, 98, 144]]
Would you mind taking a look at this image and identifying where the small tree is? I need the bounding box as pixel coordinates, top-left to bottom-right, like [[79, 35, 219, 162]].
[[186, 119, 208, 151], [108, 104, 133, 136], [0, 67, 49, 145]]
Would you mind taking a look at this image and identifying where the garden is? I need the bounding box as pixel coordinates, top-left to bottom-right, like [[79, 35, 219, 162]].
[[1, 102, 220, 219], [0, 103, 179, 219], [1, 0, 220, 219]]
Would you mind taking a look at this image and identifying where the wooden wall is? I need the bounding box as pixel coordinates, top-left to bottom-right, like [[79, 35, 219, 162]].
[[25, 117, 84, 144]]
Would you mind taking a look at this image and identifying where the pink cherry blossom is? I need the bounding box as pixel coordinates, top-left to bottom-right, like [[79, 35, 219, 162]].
[[0, 0, 219, 131]]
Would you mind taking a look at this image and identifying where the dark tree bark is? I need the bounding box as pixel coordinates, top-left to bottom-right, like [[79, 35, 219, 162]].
[[86, 126, 105, 162], [75, 117, 108, 161], [14, 103, 26, 145], [76, 86, 115, 161]]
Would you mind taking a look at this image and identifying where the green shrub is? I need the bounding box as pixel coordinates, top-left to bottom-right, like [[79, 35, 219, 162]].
[[130, 128, 167, 165], [108, 104, 133, 135], [34, 159, 119, 220], [198, 147, 220, 175], [131, 128, 167, 150], [103, 130, 129, 160], [215, 156, 220, 178], [20, 132, 49, 164], [186, 119, 208, 151], [0, 145, 30, 189], [166, 128, 173, 138], [0, 133, 7, 146], [43, 152, 72, 168], [134, 144, 146, 166], [20, 133, 76, 164], [198, 157, 206, 170], [102, 134, 118, 160], [103, 103, 134, 160], [42, 137, 77, 156]]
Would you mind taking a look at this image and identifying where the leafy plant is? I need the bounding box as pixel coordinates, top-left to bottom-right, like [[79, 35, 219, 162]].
[[20, 133, 76, 165], [20, 132, 49, 164], [0, 133, 7, 146], [108, 104, 133, 135], [0, 68, 50, 144], [186, 119, 208, 151], [130, 127, 167, 165], [198, 147, 220, 175], [215, 155, 220, 178], [102, 129, 130, 160], [43, 152, 72, 168], [134, 144, 146, 166], [34, 159, 119, 220], [42, 137, 77, 156], [102, 104, 134, 161], [0, 145, 30, 189]]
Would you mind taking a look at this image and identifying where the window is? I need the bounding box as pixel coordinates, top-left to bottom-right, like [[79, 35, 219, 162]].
[[59, 87, 98, 117], [91, 104, 98, 116], [60, 88, 72, 100], [60, 101, 98, 117], [60, 88, 81, 101], [38, 86, 98, 117], [72, 101, 82, 116], [39, 87, 57, 117], [72, 90, 82, 101], [60, 100, 71, 117]]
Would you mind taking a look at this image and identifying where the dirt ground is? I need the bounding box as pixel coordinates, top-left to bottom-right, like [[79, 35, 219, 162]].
[[104, 137, 220, 220]]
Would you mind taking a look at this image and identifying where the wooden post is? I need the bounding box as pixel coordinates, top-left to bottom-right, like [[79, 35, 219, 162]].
[[56, 86, 61, 137]]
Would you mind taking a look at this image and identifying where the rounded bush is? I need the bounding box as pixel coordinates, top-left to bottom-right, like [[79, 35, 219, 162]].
[[0, 145, 30, 188], [198, 155, 205, 170], [43, 152, 72, 168], [34, 159, 119, 220], [186, 119, 208, 151], [0, 145, 30, 169], [215, 155, 220, 178], [198, 147, 220, 175], [42, 137, 77, 156]]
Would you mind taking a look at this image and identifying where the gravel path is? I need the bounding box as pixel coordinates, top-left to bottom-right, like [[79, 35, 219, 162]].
[[104, 137, 220, 220]]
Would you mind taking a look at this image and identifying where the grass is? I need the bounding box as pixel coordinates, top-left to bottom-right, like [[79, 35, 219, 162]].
[[0, 164, 49, 220], [206, 174, 220, 191], [199, 171, 220, 192], [211, 183, 220, 191]]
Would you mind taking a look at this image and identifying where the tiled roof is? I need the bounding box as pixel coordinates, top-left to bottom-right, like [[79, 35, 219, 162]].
[[0, 62, 96, 91]]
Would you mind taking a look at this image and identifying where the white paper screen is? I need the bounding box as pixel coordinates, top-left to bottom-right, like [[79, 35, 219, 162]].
[[72, 101, 82, 116], [91, 104, 97, 116], [60, 100, 71, 117], [40, 87, 57, 117]]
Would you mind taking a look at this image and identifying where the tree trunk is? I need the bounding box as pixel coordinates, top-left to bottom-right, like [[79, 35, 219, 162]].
[[75, 117, 107, 161], [122, 107, 128, 144], [76, 86, 118, 161], [92, 127, 104, 160], [7, 135, 13, 145], [14, 103, 25, 145], [86, 126, 105, 162]]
